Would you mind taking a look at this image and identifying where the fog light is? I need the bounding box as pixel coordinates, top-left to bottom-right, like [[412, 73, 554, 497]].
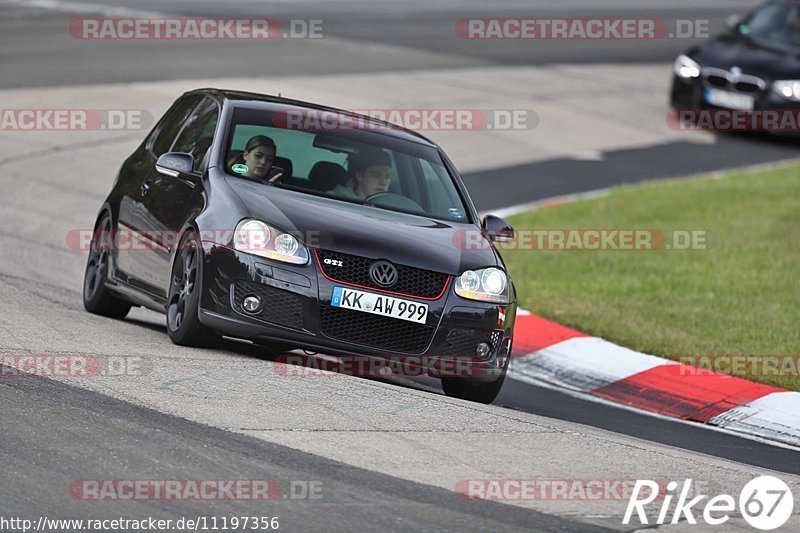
[[242, 295, 262, 313], [476, 342, 492, 360]]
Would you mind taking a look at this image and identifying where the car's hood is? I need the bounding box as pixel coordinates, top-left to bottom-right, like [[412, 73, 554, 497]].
[[692, 34, 800, 79], [224, 177, 500, 275]]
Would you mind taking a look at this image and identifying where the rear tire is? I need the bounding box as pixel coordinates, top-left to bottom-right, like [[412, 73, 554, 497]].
[[83, 213, 132, 319], [166, 230, 219, 347]]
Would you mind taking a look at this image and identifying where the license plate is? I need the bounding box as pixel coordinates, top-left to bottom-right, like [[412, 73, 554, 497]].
[[704, 88, 754, 111], [330, 287, 428, 324]]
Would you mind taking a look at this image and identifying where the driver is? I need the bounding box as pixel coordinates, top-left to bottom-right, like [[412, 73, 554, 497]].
[[330, 148, 391, 200], [783, 7, 800, 43]]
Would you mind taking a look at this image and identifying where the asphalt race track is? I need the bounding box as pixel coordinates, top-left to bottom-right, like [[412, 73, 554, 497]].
[[1, 1, 798, 531], [0, 0, 773, 87], [1, 365, 598, 532]]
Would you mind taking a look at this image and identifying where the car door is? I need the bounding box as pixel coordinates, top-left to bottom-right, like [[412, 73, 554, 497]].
[[118, 95, 218, 295], [116, 94, 203, 289]]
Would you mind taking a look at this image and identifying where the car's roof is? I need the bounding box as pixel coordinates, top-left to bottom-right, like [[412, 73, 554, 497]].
[[189, 87, 438, 147]]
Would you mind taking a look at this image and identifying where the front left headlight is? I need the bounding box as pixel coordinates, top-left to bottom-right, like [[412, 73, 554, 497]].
[[773, 80, 800, 102], [674, 54, 701, 79], [455, 267, 508, 303], [233, 219, 309, 265]]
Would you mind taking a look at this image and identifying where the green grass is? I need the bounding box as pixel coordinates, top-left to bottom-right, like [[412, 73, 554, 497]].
[[503, 162, 800, 390]]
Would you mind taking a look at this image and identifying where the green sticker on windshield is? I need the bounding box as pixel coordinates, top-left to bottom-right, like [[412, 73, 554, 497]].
[[232, 164, 248, 174]]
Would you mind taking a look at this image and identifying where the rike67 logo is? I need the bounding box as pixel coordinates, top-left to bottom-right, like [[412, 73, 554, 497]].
[[624, 476, 794, 530]]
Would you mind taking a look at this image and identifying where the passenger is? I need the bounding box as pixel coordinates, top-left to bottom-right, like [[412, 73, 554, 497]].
[[228, 135, 277, 181], [330, 149, 391, 200]]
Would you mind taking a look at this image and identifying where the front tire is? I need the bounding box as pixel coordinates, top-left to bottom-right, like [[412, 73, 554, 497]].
[[441, 351, 510, 404], [253, 341, 295, 359], [166, 230, 219, 347], [83, 213, 132, 319]]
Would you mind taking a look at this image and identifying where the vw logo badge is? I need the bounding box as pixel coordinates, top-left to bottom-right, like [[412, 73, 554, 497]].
[[370, 260, 398, 288]]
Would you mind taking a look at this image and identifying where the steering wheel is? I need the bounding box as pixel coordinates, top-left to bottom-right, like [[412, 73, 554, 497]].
[[363, 192, 424, 212]]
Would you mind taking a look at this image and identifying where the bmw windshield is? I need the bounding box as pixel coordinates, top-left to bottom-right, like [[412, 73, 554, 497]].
[[739, 2, 800, 50], [223, 105, 472, 224]]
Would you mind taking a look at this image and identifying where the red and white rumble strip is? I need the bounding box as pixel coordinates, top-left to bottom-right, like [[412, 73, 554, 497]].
[[509, 311, 800, 447]]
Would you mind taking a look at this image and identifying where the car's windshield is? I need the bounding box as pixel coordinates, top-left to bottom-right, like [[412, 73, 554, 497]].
[[740, 2, 800, 49], [223, 106, 471, 224]]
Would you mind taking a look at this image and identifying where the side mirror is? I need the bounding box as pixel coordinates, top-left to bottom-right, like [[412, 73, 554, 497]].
[[156, 152, 197, 181], [482, 214, 514, 243]]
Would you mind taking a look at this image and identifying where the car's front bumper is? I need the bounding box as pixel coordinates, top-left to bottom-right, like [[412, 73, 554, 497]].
[[670, 74, 800, 136], [197, 243, 516, 382], [671, 74, 800, 112]]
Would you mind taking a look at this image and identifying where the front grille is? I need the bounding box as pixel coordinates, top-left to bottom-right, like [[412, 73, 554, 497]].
[[440, 328, 503, 357], [733, 80, 760, 93], [319, 304, 434, 354], [315, 249, 449, 299], [702, 68, 765, 94], [233, 280, 304, 330], [706, 74, 728, 88]]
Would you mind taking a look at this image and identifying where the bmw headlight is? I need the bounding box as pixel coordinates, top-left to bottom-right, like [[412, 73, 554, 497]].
[[773, 81, 800, 102], [233, 219, 309, 265], [455, 267, 508, 303], [674, 54, 701, 79]]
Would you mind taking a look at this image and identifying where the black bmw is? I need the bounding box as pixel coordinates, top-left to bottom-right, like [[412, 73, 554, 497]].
[[83, 88, 517, 403], [671, 0, 800, 117]]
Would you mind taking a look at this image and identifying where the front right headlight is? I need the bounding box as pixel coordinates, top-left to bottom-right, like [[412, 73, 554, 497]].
[[233, 219, 309, 265], [674, 54, 701, 79], [455, 267, 508, 303], [773, 80, 800, 102]]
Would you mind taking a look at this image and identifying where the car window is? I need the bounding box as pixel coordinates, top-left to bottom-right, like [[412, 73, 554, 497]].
[[224, 107, 471, 224], [742, 3, 800, 49], [171, 97, 219, 172], [420, 159, 461, 219], [150, 94, 203, 158], [229, 125, 347, 179]]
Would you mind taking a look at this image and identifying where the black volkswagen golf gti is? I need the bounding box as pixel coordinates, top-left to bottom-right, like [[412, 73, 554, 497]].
[[83, 89, 517, 403]]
